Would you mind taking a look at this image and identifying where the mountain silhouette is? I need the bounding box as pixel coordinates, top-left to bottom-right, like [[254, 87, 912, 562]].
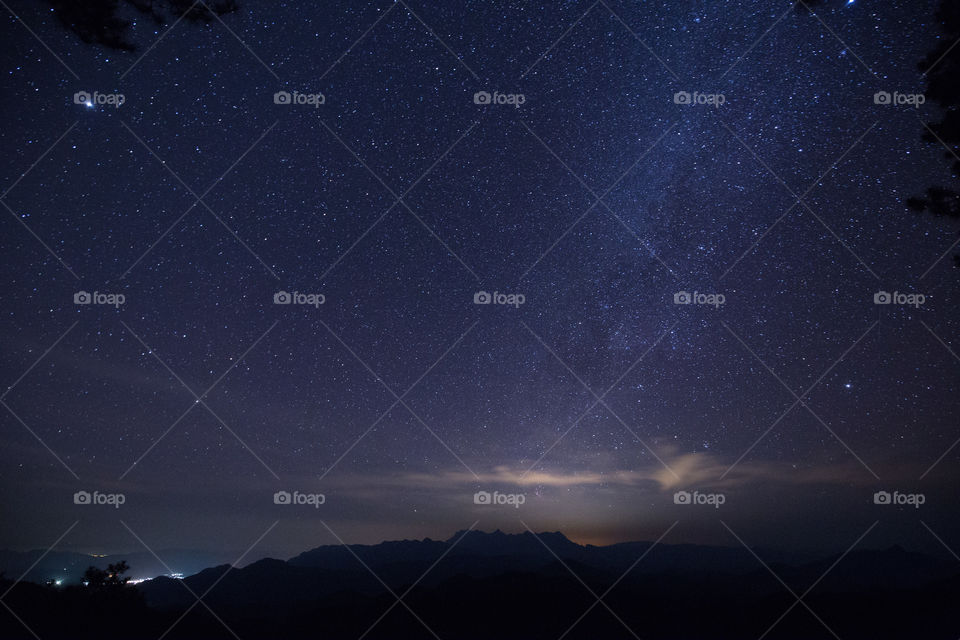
[[3, 531, 959, 639]]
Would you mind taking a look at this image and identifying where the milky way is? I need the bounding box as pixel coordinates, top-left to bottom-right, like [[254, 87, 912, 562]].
[[1, 0, 959, 560]]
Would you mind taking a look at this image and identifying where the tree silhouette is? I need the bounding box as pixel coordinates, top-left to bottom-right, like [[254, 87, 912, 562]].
[[907, 0, 960, 266], [44, 0, 238, 51], [83, 560, 131, 588]]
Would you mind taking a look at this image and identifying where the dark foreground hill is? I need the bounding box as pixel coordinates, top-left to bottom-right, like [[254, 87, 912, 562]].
[[2, 530, 958, 639]]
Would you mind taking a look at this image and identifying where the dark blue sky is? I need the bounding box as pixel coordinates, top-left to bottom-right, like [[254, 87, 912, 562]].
[[1, 0, 959, 564]]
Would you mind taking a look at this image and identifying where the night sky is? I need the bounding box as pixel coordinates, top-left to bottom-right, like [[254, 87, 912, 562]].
[[2, 0, 960, 567]]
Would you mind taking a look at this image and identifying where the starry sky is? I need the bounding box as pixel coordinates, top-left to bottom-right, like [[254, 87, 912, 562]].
[[2, 0, 960, 563]]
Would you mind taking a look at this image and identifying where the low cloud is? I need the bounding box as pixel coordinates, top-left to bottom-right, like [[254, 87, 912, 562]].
[[323, 448, 876, 495]]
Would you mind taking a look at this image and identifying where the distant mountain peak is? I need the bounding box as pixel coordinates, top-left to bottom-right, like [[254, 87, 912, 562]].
[[447, 529, 574, 545]]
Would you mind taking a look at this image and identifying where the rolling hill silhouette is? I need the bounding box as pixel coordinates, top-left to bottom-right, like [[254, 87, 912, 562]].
[[2, 530, 958, 639]]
